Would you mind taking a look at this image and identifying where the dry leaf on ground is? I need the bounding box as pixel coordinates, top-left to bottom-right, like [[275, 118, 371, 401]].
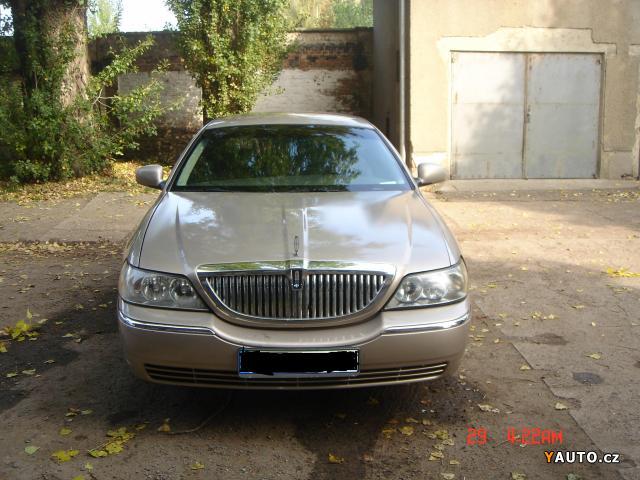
[[51, 449, 79, 463]]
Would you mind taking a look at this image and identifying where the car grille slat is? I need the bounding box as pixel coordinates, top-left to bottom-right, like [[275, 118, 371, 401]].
[[145, 362, 448, 388], [202, 270, 390, 321]]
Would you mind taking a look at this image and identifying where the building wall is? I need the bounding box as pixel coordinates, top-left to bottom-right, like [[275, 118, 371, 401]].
[[89, 29, 373, 161], [408, 0, 640, 179]]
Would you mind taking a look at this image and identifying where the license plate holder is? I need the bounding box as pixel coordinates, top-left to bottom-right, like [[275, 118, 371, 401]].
[[238, 348, 359, 378]]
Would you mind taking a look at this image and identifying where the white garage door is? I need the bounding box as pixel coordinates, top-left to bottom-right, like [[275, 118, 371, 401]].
[[451, 52, 601, 179]]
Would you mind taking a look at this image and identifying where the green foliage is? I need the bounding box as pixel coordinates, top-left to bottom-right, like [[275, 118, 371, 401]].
[[287, 0, 333, 28], [166, 0, 290, 121], [287, 0, 372, 29], [0, 18, 165, 183], [329, 0, 372, 28], [88, 0, 122, 38]]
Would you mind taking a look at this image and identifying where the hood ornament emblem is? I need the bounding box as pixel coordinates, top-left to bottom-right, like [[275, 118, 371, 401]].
[[293, 235, 300, 257]]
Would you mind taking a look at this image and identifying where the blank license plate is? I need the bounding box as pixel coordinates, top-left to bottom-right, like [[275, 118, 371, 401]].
[[238, 349, 359, 378]]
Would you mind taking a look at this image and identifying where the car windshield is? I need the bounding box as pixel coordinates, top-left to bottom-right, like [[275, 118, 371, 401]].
[[171, 124, 411, 192]]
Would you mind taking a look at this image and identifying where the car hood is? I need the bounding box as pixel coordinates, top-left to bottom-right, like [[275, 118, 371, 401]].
[[138, 191, 458, 276]]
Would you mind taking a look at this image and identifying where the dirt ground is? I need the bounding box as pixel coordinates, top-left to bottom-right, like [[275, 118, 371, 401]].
[[0, 186, 638, 480]]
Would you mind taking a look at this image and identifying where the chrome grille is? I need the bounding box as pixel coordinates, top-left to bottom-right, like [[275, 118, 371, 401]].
[[201, 271, 390, 321], [145, 363, 448, 388]]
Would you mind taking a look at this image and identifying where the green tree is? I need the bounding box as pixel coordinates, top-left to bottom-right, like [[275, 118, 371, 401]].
[[88, 0, 122, 38], [166, 0, 290, 122], [0, 0, 166, 183], [328, 0, 372, 28], [287, 0, 333, 29], [286, 0, 372, 29]]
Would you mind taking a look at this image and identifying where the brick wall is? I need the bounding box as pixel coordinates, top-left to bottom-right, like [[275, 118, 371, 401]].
[[89, 29, 373, 161]]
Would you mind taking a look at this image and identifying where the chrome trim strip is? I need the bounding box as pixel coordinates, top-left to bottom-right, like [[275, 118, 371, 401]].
[[383, 313, 470, 334], [118, 311, 214, 336], [198, 260, 396, 275]]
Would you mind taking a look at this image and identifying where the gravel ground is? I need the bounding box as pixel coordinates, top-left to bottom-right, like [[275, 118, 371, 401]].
[[1, 186, 637, 479]]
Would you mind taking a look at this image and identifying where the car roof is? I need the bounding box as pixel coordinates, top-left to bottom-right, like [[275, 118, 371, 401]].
[[204, 112, 374, 130]]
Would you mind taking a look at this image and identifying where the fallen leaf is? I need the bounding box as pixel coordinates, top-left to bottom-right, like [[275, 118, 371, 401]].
[[591, 322, 596, 327], [429, 451, 444, 461], [381, 428, 395, 439], [44, 359, 55, 364], [157, 418, 171, 432], [572, 305, 585, 310], [81, 409, 93, 415], [427, 429, 449, 440], [21, 369, 36, 376], [511, 473, 527, 480], [441, 474, 455, 480], [399, 426, 414, 436], [84, 462, 93, 471], [72, 476, 85, 480], [404, 417, 419, 423], [555, 402, 569, 411], [328, 453, 344, 464], [24, 445, 39, 455], [0, 342, 7, 353], [105, 442, 123, 454], [605, 267, 640, 278], [88, 449, 107, 458], [449, 459, 460, 465], [59, 427, 72, 436], [587, 353, 602, 360], [51, 449, 79, 463], [191, 461, 205, 470], [6, 372, 18, 378], [477, 404, 500, 413], [566, 474, 582, 480], [520, 364, 531, 371]]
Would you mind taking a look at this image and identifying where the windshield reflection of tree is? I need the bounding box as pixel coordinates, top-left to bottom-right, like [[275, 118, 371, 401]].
[[188, 126, 361, 190]]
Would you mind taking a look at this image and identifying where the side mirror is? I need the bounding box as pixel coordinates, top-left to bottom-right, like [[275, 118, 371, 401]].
[[135, 164, 164, 189], [416, 163, 447, 186]]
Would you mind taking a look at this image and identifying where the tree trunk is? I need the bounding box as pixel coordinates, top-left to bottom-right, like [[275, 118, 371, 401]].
[[9, 0, 89, 106]]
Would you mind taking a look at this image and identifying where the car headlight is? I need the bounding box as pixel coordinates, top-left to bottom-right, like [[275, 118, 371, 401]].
[[118, 263, 208, 310], [385, 261, 468, 309]]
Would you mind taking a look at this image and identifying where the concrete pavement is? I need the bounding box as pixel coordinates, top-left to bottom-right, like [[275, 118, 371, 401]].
[[430, 185, 640, 479], [0, 180, 638, 477], [0, 192, 158, 243]]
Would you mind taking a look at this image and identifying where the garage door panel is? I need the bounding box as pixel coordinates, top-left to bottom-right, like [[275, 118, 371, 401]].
[[451, 52, 601, 179], [453, 52, 525, 104], [525, 104, 599, 178], [524, 54, 601, 179], [452, 52, 525, 179], [452, 153, 522, 179], [453, 103, 524, 178], [527, 54, 601, 104]]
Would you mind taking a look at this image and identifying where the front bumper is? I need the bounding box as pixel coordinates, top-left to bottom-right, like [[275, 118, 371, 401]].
[[117, 299, 471, 390]]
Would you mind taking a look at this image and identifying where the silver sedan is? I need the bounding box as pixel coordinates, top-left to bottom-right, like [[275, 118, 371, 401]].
[[118, 113, 470, 389]]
